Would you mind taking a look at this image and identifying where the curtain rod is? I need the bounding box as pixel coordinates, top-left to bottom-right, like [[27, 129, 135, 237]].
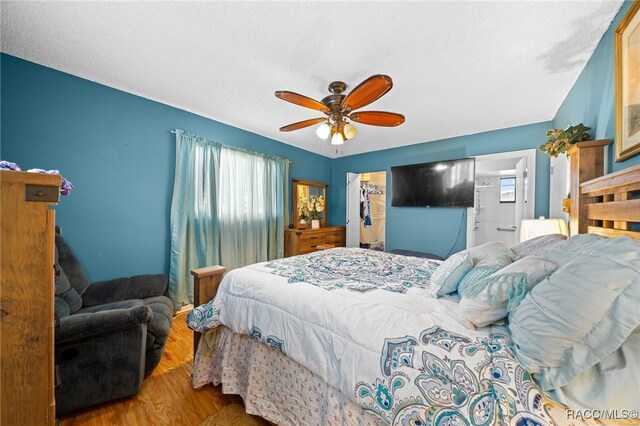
[[171, 129, 291, 164]]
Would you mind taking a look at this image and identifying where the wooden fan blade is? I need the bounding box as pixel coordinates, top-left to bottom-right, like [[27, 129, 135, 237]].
[[275, 91, 329, 113], [279, 117, 327, 132], [342, 75, 393, 112], [349, 111, 405, 127]]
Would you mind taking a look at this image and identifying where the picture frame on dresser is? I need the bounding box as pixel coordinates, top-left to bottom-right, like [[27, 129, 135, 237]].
[[614, 0, 640, 162]]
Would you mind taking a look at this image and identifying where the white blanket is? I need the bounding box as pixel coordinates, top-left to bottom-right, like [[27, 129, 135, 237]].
[[188, 248, 559, 425]]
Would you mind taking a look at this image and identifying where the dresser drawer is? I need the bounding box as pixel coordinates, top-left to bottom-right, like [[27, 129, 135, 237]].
[[325, 232, 344, 244], [299, 233, 325, 244], [284, 226, 346, 257], [331, 238, 346, 247], [298, 243, 320, 254]]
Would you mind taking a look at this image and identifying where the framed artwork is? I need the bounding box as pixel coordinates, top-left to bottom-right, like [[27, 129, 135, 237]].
[[615, 1, 640, 162]]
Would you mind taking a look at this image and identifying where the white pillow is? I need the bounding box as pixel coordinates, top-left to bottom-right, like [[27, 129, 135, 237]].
[[429, 251, 473, 297], [466, 241, 514, 265], [546, 326, 640, 412], [510, 235, 640, 391], [511, 234, 567, 259], [458, 256, 558, 328]]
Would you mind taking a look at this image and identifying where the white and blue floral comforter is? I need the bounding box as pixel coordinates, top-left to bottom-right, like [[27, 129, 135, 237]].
[[188, 248, 556, 426]]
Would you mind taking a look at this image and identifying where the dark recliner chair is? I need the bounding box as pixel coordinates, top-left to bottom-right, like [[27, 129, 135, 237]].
[[54, 234, 173, 414]]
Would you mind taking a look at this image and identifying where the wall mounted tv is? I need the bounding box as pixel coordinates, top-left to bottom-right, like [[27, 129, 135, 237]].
[[391, 158, 475, 208]]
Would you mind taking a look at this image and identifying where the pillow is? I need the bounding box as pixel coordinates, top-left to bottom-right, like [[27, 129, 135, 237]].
[[429, 251, 473, 297], [457, 254, 513, 295], [542, 233, 611, 264], [510, 234, 567, 258], [458, 256, 558, 328], [509, 236, 640, 391], [546, 326, 640, 412], [466, 241, 514, 265]]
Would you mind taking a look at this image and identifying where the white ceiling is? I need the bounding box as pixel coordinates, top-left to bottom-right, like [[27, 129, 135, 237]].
[[476, 157, 519, 176], [1, 1, 622, 159]]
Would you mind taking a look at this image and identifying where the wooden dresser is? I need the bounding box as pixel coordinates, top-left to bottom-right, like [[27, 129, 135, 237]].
[[1, 171, 61, 425], [284, 226, 346, 257]]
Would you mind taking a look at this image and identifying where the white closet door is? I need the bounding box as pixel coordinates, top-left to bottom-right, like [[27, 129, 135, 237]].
[[346, 172, 360, 247]]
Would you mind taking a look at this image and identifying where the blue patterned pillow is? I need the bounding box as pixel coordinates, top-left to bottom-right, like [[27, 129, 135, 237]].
[[430, 251, 473, 297], [457, 255, 512, 295], [458, 256, 557, 328]]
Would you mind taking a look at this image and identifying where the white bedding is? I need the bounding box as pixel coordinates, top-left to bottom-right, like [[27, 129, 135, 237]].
[[188, 248, 564, 425]]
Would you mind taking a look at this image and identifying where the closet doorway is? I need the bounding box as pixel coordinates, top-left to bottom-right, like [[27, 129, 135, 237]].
[[346, 171, 386, 251]]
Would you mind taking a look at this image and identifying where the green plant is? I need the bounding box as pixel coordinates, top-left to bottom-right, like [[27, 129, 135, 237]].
[[539, 123, 591, 157]]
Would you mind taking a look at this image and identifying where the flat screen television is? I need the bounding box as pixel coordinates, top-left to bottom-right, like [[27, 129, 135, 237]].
[[391, 158, 475, 207]]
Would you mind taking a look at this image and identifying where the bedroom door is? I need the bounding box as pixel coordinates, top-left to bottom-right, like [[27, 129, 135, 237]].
[[346, 172, 360, 247]]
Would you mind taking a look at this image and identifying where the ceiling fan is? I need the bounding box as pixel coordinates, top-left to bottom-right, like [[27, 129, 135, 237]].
[[275, 74, 405, 145]]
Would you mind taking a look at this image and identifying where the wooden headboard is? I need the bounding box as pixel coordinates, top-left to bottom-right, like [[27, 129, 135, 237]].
[[578, 164, 640, 239]]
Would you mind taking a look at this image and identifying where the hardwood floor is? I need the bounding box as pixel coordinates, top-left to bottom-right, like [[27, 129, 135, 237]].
[[58, 310, 244, 426]]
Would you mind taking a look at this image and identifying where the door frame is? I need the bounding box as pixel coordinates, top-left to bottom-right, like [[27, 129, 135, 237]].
[[548, 153, 569, 222], [346, 170, 387, 248], [466, 149, 537, 248]]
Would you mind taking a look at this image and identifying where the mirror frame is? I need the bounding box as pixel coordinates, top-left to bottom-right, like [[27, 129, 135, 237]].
[[292, 179, 328, 229]]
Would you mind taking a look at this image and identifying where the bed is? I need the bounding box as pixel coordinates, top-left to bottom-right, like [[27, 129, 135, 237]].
[[187, 163, 640, 426]]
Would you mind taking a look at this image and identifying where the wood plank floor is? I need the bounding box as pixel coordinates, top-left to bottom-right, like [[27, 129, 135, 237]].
[[58, 310, 250, 426]]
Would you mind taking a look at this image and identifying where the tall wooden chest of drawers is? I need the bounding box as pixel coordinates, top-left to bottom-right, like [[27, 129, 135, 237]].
[[1, 170, 60, 425], [284, 226, 346, 257]]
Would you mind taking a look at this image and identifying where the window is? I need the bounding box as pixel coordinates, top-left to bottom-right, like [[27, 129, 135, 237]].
[[500, 177, 516, 203], [218, 147, 268, 222]]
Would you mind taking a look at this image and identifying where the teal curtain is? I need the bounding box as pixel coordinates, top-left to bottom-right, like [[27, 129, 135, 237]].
[[168, 130, 221, 309], [168, 130, 290, 309]]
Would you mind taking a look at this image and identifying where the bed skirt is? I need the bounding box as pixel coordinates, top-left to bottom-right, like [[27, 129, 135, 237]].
[[192, 326, 384, 426]]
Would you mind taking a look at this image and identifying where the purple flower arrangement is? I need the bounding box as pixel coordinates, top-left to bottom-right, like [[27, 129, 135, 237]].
[[0, 160, 74, 196]]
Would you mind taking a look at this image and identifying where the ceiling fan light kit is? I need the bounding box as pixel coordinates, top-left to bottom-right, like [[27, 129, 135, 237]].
[[275, 74, 405, 145], [331, 132, 344, 145], [316, 123, 331, 139], [343, 123, 357, 140]]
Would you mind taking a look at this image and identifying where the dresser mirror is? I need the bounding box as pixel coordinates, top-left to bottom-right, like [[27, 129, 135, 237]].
[[292, 179, 327, 229]]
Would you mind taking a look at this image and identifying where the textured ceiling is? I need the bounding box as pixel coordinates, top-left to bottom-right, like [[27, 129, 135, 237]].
[[1, 1, 622, 159]]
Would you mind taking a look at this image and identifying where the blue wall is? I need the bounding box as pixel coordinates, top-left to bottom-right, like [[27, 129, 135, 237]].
[[3, 0, 636, 277], [1, 54, 332, 282], [554, 0, 640, 173], [330, 122, 552, 257]]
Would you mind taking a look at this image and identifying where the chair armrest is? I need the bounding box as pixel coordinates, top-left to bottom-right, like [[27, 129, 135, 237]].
[[82, 274, 167, 307], [56, 305, 153, 344]]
